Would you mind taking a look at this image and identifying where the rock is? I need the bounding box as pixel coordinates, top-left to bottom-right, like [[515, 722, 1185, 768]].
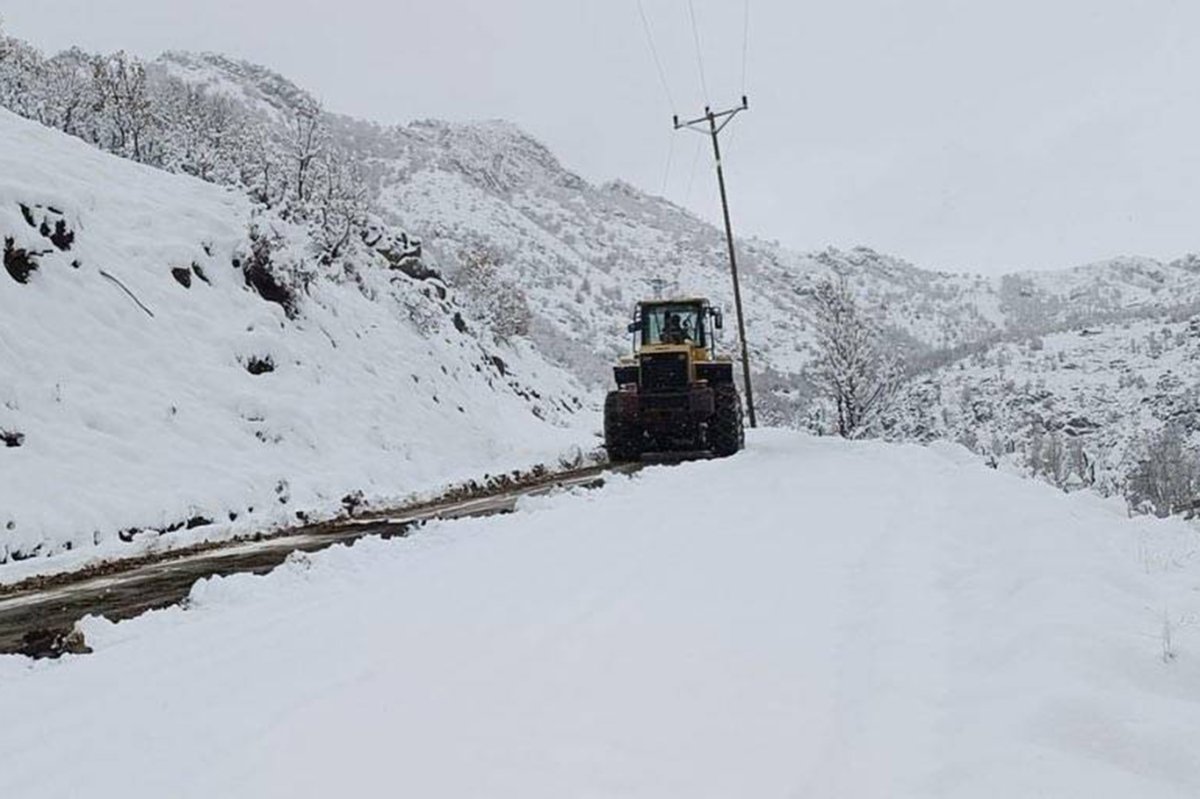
[[19, 626, 92, 659]]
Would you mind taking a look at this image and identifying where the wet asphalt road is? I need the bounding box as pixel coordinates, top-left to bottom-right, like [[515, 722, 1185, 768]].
[[0, 463, 638, 657]]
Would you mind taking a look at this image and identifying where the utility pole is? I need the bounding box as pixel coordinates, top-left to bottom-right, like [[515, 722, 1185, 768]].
[[674, 96, 757, 428]]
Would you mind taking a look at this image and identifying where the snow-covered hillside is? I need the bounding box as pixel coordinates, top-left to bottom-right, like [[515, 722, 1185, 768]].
[[3, 431, 1198, 797], [151, 52, 1200, 410], [0, 108, 591, 569], [3, 32, 1198, 534], [1001, 255, 1200, 331], [890, 313, 1200, 507]]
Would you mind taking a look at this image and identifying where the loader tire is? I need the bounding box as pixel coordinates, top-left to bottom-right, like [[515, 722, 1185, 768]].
[[604, 391, 643, 462], [709, 384, 744, 458]]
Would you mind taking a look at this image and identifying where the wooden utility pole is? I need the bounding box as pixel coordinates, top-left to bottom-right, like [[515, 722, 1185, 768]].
[[674, 96, 757, 427]]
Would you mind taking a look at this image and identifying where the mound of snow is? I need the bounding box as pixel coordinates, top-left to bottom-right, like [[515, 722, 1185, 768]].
[[0, 108, 592, 573], [2, 430, 1197, 796]]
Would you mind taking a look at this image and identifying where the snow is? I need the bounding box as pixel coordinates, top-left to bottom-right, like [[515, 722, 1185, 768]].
[[2, 48, 1200, 792], [0, 107, 593, 575], [3, 430, 1198, 797], [893, 314, 1200, 498]]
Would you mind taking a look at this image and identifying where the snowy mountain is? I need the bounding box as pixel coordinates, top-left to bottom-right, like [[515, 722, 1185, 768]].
[[3, 30, 1198, 554], [149, 52, 1200, 404], [999, 255, 1200, 331], [0, 107, 591, 568]]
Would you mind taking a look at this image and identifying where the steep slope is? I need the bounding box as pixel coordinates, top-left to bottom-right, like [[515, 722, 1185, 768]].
[[0, 108, 590, 568], [3, 431, 1198, 796]]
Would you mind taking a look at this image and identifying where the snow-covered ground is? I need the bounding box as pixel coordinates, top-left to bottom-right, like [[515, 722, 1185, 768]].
[[3, 430, 1198, 797], [0, 107, 593, 575]]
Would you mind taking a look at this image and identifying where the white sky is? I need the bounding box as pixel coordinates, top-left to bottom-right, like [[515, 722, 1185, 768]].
[[3, 1, 1197, 274]]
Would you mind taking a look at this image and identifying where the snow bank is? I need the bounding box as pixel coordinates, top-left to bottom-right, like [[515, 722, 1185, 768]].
[[0, 108, 592, 574], [2, 430, 1197, 796]]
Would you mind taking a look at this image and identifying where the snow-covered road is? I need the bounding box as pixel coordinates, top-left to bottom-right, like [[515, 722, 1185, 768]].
[[2, 431, 1198, 797]]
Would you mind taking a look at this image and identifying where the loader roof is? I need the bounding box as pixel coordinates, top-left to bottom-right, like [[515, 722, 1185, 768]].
[[637, 297, 709, 307]]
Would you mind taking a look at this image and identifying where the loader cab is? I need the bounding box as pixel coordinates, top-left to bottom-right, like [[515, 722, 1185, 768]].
[[627, 299, 723, 359]]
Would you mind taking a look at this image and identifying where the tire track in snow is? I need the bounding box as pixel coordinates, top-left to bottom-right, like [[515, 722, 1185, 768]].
[[801, 444, 954, 797]]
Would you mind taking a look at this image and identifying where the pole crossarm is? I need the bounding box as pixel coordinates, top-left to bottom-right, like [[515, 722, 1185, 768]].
[[671, 95, 758, 429], [673, 96, 749, 134]]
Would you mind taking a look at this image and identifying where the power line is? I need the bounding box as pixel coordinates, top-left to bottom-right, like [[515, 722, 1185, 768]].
[[635, 0, 677, 112], [661, 129, 675, 195], [723, 123, 738, 160], [740, 0, 750, 94], [686, 0, 710, 103], [683, 135, 703, 205]]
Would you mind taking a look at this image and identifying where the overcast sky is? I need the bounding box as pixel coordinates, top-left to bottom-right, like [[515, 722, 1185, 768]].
[[3, 1, 1197, 274]]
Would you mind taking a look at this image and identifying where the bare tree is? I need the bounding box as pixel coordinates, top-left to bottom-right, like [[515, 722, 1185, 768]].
[[0, 23, 47, 119], [287, 104, 326, 204], [240, 123, 288, 208], [1040, 430, 1069, 488], [1066, 437, 1094, 488], [91, 51, 156, 162], [42, 49, 94, 137], [808, 274, 905, 438], [154, 76, 252, 184], [1126, 424, 1199, 517], [312, 146, 369, 265]]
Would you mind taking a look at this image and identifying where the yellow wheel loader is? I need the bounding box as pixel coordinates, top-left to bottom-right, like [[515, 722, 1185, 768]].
[[604, 298, 745, 461]]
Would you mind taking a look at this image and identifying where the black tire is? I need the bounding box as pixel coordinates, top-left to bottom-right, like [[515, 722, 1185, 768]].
[[604, 391, 643, 462], [709, 385, 744, 457]]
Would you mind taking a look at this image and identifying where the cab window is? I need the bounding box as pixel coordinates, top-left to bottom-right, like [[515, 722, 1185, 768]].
[[642, 304, 704, 346]]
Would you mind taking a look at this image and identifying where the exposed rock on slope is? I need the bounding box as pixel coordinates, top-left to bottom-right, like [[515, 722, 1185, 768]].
[[0, 108, 589, 567]]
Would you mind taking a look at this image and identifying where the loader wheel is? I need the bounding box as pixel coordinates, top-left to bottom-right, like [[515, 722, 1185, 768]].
[[604, 391, 643, 462], [709, 385, 744, 457]]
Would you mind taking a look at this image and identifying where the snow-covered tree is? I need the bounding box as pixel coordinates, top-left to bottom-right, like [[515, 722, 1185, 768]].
[[311, 146, 369, 265], [240, 122, 289, 208], [154, 75, 252, 184], [287, 103, 326, 205], [40, 49, 96, 138], [0, 23, 47, 120], [453, 248, 532, 340], [808, 275, 905, 438], [1125, 424, 1199, 517], [1039, 430, 1069, 488], [91, 51, 156, 162]]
